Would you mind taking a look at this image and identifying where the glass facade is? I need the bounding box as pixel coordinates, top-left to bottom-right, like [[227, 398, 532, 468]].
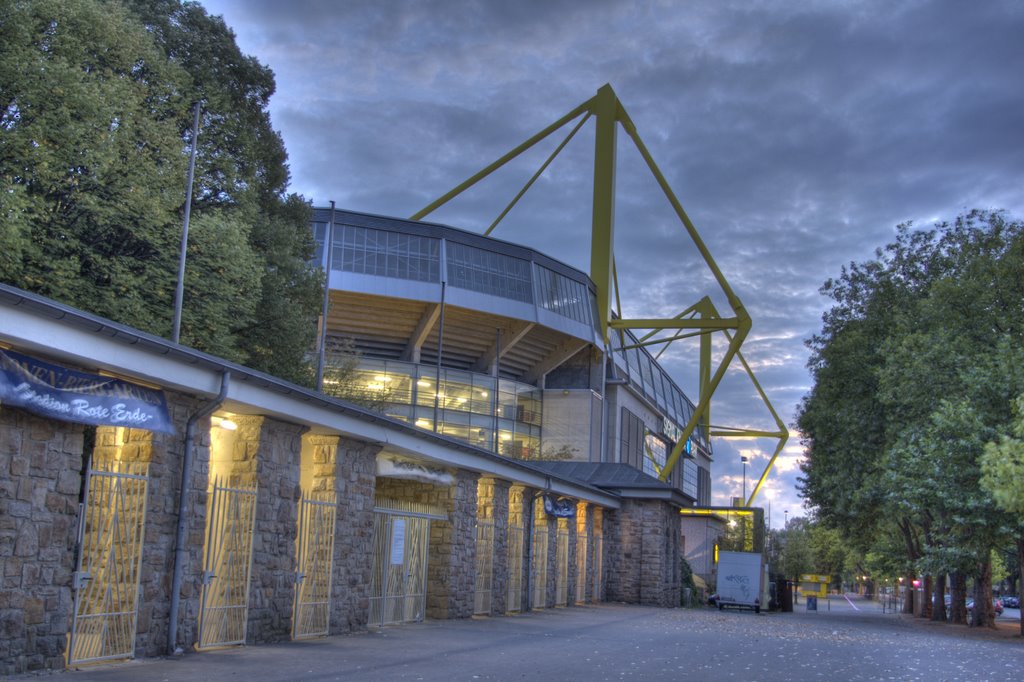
[[534, 264, 593, 327], [446, 242, 533, 302], [682, 459, 699, 500], [311, 219, 596, 330], [322, 356, 542, 459], [611, 330, 708, 451], [642, 430, 667, 479]]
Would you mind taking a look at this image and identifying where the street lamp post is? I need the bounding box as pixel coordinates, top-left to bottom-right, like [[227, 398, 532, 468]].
[[740, 455, 749, 503], [784, 510, 789, 528]]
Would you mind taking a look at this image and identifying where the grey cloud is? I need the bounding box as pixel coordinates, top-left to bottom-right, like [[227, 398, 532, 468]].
[[200, 0, 1024, 523]]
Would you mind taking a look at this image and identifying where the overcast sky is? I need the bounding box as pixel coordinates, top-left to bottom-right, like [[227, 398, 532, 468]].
[[199, 0, 1024, 526]]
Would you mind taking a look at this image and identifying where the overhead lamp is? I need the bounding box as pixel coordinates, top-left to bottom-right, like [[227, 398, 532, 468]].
[[417, 380, 431, 387], [479, 390, 488, 397], [374, 375, 392, 382], [212, 415, 237, 431]]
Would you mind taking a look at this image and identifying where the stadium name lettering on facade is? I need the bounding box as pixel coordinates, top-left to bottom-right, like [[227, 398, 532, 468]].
[[0, 349, 173, 433]]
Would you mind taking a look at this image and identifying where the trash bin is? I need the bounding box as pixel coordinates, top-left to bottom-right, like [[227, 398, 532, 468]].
[[807, 595, 818, 611]]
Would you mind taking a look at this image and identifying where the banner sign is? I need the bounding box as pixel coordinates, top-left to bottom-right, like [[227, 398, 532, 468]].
[[543, 494, 576, 518], [0, 349, 174, 433]]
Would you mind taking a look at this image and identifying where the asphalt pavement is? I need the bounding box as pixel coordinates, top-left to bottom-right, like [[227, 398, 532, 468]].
[[11, 597, 1024, 682]]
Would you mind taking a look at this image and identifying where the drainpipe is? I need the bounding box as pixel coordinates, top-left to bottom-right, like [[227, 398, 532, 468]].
[[167, 372, 229, 655]]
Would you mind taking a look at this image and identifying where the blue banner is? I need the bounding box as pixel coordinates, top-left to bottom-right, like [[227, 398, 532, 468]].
[[0, 349, 174, 433], [543, 494, 576, 518]]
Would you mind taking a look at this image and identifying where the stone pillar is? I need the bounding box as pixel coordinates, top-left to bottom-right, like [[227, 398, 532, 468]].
[[573, 502, 590, 604], [507, 485, 530, 613], [0, 409, 84, 675], [479, 478, 511, 616], [316, 436, 379, 634], [604, 499, 681, 607], [426, 469, 479, 619], [232, 416, 304, 644], [137, 394, 200, 658], [593, 507, 604, 603]]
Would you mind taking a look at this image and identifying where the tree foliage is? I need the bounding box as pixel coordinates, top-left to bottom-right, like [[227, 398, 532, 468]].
[[0, 0, 321, 384], [797, 210, 1024, 628]]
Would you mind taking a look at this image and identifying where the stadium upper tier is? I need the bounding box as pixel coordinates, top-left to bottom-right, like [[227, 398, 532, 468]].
[[311, 207, 709, 453]]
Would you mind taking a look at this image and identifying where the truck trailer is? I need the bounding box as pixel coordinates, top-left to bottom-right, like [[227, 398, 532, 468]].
[[715, 550, 765, 613]]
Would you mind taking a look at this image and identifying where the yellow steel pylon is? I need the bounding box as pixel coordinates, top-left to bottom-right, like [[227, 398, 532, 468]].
[[411, 84, 786, 505]]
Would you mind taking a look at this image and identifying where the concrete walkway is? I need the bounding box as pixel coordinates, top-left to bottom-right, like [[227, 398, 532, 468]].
[[19, 601, 1024, 682]]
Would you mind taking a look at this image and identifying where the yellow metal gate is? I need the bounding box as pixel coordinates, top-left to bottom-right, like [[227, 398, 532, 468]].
[[530, 521, 548, 609], [369, 499, 444, 626], [555, 525, 569, 606], [575, 532, 589, 604], [473, 520, 494, 615], [506, 522, 524, 613], [292, 491, 336, 639], [197, 478, 258, 649], [67, 461, 149, 666]]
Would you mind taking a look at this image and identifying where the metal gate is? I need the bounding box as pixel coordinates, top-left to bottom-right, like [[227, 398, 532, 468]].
[[506, 522, 524, 613], [555, 525, 569, 606], [197, 478, 258, 649], [369, 500, 442, 626], [592, 532, 604, 601], [67, 461, 149, 666], [530, 521, 548, 609], [474, 520, 494, 615], [575, 532, 589, 604], [292, 491, 337, 639]]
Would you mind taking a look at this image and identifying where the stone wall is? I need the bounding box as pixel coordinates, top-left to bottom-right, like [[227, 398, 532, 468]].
[[476, 478, 510, 615], [507, 486, 530, 613], [0, 408, 83, 675], [604, 499, 681, 607], [305, 435, 378, 634], [235, 416, 304, 645], [375, 471, 480, 620]]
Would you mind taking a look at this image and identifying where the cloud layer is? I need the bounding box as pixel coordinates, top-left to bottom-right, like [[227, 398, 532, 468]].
[[201, 0, 1024, 524]]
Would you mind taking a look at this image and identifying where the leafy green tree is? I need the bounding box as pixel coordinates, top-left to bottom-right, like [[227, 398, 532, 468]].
[[1, 0, 321, 384], [124, 0, 321, 384], [1, 0, 188, 324], [799, 210, 1024, 627], [981, 394, 1024, 635]]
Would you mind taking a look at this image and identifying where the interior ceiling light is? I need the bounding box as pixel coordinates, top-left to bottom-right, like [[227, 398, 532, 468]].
[[417, 380, 431, 387]]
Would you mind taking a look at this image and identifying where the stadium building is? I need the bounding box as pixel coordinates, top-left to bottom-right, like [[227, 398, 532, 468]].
[[0, 86, 782, 674]]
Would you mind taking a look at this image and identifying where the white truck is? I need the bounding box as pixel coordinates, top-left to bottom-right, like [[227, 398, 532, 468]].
[[715, 550, 765, 613]]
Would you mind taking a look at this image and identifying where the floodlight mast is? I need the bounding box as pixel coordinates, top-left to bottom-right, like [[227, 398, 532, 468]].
[[410, 84, 786, 503]]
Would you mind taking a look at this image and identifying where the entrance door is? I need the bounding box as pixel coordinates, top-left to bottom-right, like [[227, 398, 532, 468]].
[[292, 491, 336, 639], [197, 478, 258, 649], [369, 512, 430, 625], [474, 520, 494, 615], [67, 461, 149, 666]]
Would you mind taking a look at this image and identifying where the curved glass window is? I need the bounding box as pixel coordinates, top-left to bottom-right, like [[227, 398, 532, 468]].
[[322, 356, 541, 458], [534, 265, 593, 327], [446, 242, 532, 302], [337, 226, 440, 282]]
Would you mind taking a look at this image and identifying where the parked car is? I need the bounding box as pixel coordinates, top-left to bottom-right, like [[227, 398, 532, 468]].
[[1001, 595, 1019, 609], [965, 598, 1003, 616]]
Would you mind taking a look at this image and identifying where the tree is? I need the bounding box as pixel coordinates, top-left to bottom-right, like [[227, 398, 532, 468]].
[[981, 394, 1024, 635], [1, 0, 322, 385], [799, 210, 1024, 627], [124, 0, 321, 384], [1, 0, 188, 324]]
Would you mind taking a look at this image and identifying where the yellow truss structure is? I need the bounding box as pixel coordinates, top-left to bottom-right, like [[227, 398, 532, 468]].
[[412, 84, 786, 507]]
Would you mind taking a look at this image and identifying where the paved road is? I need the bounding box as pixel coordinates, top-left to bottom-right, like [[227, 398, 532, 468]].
[[25, 599, 1024, 682]]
